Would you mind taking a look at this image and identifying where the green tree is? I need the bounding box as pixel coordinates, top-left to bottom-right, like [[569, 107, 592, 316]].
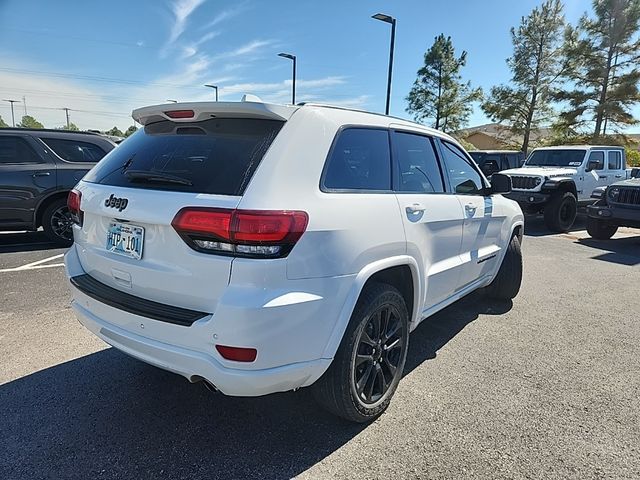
[[105, 126, 124, 137], [557, 0, 640, 137], [18, 115, 44, 129], [0, 115, 8, 128], [56, 123, 80, 131], [482, 0, 567, 154], [406, 34, 482, 133], [124, 125, 138, 137]]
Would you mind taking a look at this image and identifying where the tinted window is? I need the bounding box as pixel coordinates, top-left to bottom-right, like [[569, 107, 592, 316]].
[[526, 149, 586, 167], [440, 141, 484, 195], [84, 118, 284, 195], [393, 132, 444, 193], [588, 151, 605, 170], [0, 136, 42, 164], [608, 151, 622, 170], [42, 137, 107, 163], [323, 128, 391, 191]]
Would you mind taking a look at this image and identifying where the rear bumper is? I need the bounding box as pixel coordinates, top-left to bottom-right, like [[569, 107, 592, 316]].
[[587, 204, 640, 228], [71, 299, 330, 396], [65, 245, 351, 396]]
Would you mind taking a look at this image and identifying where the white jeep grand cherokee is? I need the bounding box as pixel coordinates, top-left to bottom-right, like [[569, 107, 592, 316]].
[[65, 100, 524, 422]]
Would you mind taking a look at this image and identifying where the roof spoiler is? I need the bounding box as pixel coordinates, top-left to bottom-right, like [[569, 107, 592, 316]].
[[132, 100, 297, 126]]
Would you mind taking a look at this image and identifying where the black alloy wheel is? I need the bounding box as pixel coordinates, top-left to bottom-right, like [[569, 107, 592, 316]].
[[352, 304, 406, 405]]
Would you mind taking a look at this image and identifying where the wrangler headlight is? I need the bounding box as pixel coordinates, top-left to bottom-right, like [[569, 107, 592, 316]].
[[608, 186, 620, 201]]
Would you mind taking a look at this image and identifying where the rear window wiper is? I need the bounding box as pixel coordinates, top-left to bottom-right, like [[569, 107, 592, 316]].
[[124, 170, 193, 186]]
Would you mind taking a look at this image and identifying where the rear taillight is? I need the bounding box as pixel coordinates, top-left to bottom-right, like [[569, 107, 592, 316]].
[[67, 189, 83, 226], [171, 208, 308, 258]]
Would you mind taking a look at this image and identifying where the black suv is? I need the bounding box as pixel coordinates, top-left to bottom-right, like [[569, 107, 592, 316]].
[[468, 150, 525, 177], [0, 128, 116, 245], [586, 168, 640, 239]]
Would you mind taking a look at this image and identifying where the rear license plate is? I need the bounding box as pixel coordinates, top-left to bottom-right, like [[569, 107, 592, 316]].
[[106, 222, 144, 260]]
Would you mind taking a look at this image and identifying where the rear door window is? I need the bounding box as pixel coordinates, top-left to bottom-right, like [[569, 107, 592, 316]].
[[0, 136, 42, 164], [392, 131, 444, 193], [323, 128, 391, 191], [41, 137, 107, 163], [607, 151, 622, 170], [83, 118, 284, 196]]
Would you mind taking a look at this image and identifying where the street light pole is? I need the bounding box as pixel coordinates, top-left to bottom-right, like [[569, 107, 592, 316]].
[[372, 13, 396, 115], [278, 53, 296, 105], [204, 84, 218, 101], [3, 99, 19, 127]]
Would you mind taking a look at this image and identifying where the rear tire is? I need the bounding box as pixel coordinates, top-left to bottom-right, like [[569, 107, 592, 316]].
[[312, 282, 409, 423], [42, 198, 74, 247], [544, 191, 577, 232], [586, 217, 618, 240], [485, 235, 522, 300]]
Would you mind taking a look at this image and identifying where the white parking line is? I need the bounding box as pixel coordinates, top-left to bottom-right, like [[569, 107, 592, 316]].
[[0, 253, 65, 273]]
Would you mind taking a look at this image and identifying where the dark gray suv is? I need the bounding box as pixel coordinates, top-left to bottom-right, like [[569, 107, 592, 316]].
[[0, 128, 116, 245]]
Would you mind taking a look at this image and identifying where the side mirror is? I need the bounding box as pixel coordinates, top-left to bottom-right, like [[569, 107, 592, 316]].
[[585, 159, 600, 172], [632, 168, 640, 179], [490, 173, 512, 194]]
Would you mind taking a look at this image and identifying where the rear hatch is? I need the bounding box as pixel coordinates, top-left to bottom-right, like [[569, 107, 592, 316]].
[[72, 111, 286, 313]]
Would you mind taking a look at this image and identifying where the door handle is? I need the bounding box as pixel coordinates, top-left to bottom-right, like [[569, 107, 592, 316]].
[[598, 175, 607, 179], [405, 203, 426, 214], [615, 174, 623, 178], [32, 172, 51, 177]]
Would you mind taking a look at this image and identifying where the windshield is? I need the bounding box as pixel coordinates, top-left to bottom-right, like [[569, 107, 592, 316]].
[[525, 149, 586, 167], [83, 118, 284, 195]]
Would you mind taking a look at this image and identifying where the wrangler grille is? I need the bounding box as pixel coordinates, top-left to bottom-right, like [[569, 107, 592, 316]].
[[510, 176, 540, 190], [615, 188, 640, 206]]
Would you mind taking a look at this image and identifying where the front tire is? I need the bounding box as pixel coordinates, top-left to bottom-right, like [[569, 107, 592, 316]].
[[42, 198, 74, 247], [544, 191, 577, 232], [312, 282, 409, 423], [586, 217, 618, 240], [485, 235, 523, 300]]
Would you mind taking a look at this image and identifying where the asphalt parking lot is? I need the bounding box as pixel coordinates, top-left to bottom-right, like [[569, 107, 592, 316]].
[[1, 216, 639, 480]]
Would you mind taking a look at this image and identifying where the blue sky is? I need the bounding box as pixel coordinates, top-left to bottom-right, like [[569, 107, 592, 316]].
[[0, 0, 615, 132]]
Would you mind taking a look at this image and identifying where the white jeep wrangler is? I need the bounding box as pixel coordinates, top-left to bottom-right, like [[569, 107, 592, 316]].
[[65, 100, 524, 422], [501, 146, 632, 232]]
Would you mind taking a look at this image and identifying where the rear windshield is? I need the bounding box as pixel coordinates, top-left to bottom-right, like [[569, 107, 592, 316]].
[[525, 149, 586, 167], [83, 118, 284, 195]]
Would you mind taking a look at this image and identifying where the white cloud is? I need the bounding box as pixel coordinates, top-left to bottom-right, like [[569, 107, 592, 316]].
[[166, 0, 206, 46], [225, 39, 275, 57], [201, 3, 247, 30]]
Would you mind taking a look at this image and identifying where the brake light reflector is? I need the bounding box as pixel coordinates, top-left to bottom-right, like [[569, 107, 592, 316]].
[[164, 109, 195, 119], [215, 345, 257, 362], [171, 208, 308, 258], [67, 189, 83, 226]]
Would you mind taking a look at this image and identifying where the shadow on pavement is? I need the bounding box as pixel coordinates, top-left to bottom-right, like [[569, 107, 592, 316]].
[[0, 292, 512, 480], [577, 236, 640, 266], [405, 291, 513, 373], [0, 231, 60, 254], [523, 211, 588, 237]]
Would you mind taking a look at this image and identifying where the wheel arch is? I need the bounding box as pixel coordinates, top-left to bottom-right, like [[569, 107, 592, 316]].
[[320, 256, 421, 359], [35, 191, 70, 227], [557, 180, 577, 198]]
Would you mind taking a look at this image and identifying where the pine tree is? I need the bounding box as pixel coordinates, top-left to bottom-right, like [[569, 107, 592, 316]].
[[482, 0, 567, 153], [557, 0, 640, 137], [406, 34, 482, 133]]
